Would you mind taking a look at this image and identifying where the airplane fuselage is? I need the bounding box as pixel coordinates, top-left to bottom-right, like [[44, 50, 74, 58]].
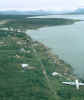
[[62, 79, 84, 90]]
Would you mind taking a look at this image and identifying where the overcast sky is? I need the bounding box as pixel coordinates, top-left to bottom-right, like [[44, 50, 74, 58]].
[[0, 0, 84, 11]]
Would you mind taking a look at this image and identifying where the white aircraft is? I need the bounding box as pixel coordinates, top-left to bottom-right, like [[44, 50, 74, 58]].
[[62, 80, 84, 90]]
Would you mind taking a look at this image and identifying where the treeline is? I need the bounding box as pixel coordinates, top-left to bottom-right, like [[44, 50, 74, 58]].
[[0, 16, 78, 33]]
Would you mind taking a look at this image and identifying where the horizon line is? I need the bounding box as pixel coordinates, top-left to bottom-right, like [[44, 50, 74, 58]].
[[0, 7, 81, 11]]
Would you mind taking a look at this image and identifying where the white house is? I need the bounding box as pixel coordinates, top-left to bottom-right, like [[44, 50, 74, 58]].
[[21, 64, 29, 68], [52, 72, 60, 76]]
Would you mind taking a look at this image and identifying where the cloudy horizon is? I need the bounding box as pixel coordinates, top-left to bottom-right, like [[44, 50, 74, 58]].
[[0, 0, 84, 11]]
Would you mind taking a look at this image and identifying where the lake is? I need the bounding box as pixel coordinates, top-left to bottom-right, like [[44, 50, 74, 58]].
[[27, 15, 84, 78]]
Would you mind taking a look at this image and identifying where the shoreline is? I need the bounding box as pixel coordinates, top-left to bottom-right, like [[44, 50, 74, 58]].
[[25, 32, 77, 80], [0, 29, 84, 100]]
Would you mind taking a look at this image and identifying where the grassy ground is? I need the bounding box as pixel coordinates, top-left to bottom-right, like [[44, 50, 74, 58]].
[[0, 16, 84, 100], [0, 30, 84, 100]]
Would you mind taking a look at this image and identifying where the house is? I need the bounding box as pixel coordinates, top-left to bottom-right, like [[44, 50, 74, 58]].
[[21, 64, 29, 68], [52, 72, 60, 76], [21, 64, 36, 70]]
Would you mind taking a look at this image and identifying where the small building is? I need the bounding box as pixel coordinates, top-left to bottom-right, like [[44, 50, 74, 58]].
[[0, 42, 4, 45], [16, 54, 21, 58], [21, 64, 36, 70], [20, 48, 25, 52], [21, 64, 29, 68], [52, 72, 59, 76], [26, 50, 31, 54]]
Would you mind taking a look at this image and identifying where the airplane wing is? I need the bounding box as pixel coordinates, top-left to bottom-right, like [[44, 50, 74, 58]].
[[62, 82, 76, 85], [79, 83, 84, 85]]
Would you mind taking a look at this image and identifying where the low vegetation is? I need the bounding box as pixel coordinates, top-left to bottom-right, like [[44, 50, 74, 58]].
[[0, 16, 83, 100]]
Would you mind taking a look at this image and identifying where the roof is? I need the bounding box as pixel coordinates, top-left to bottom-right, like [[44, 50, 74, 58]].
[[52, 72, 59, 76], [21, 64, 29, 68]]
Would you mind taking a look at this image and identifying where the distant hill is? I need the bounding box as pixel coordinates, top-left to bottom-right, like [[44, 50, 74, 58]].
[[0, 10, 71, 15], [69, 8, 84, 14], [1, 8, 84, 15], [74, 8, 84, 14], [0, 10, 51, 15]]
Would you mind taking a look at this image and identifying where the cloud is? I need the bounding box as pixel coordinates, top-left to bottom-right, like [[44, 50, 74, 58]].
[[0, 0, 84, 10]]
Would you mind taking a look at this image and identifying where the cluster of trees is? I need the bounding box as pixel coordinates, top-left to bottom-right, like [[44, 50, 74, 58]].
[[0, 16, 77, 33]]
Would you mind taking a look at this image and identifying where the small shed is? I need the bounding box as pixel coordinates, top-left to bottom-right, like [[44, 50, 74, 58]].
[[21, 64, 29, 68], [52, 72, 59, 76]]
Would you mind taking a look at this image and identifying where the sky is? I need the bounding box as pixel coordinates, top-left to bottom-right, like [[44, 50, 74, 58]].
[[0, 0, 84, 11]]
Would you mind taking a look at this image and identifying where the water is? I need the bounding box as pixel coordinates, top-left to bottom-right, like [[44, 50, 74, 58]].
[[27, 15, 84, 78], [30, 14, 84, 20]]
